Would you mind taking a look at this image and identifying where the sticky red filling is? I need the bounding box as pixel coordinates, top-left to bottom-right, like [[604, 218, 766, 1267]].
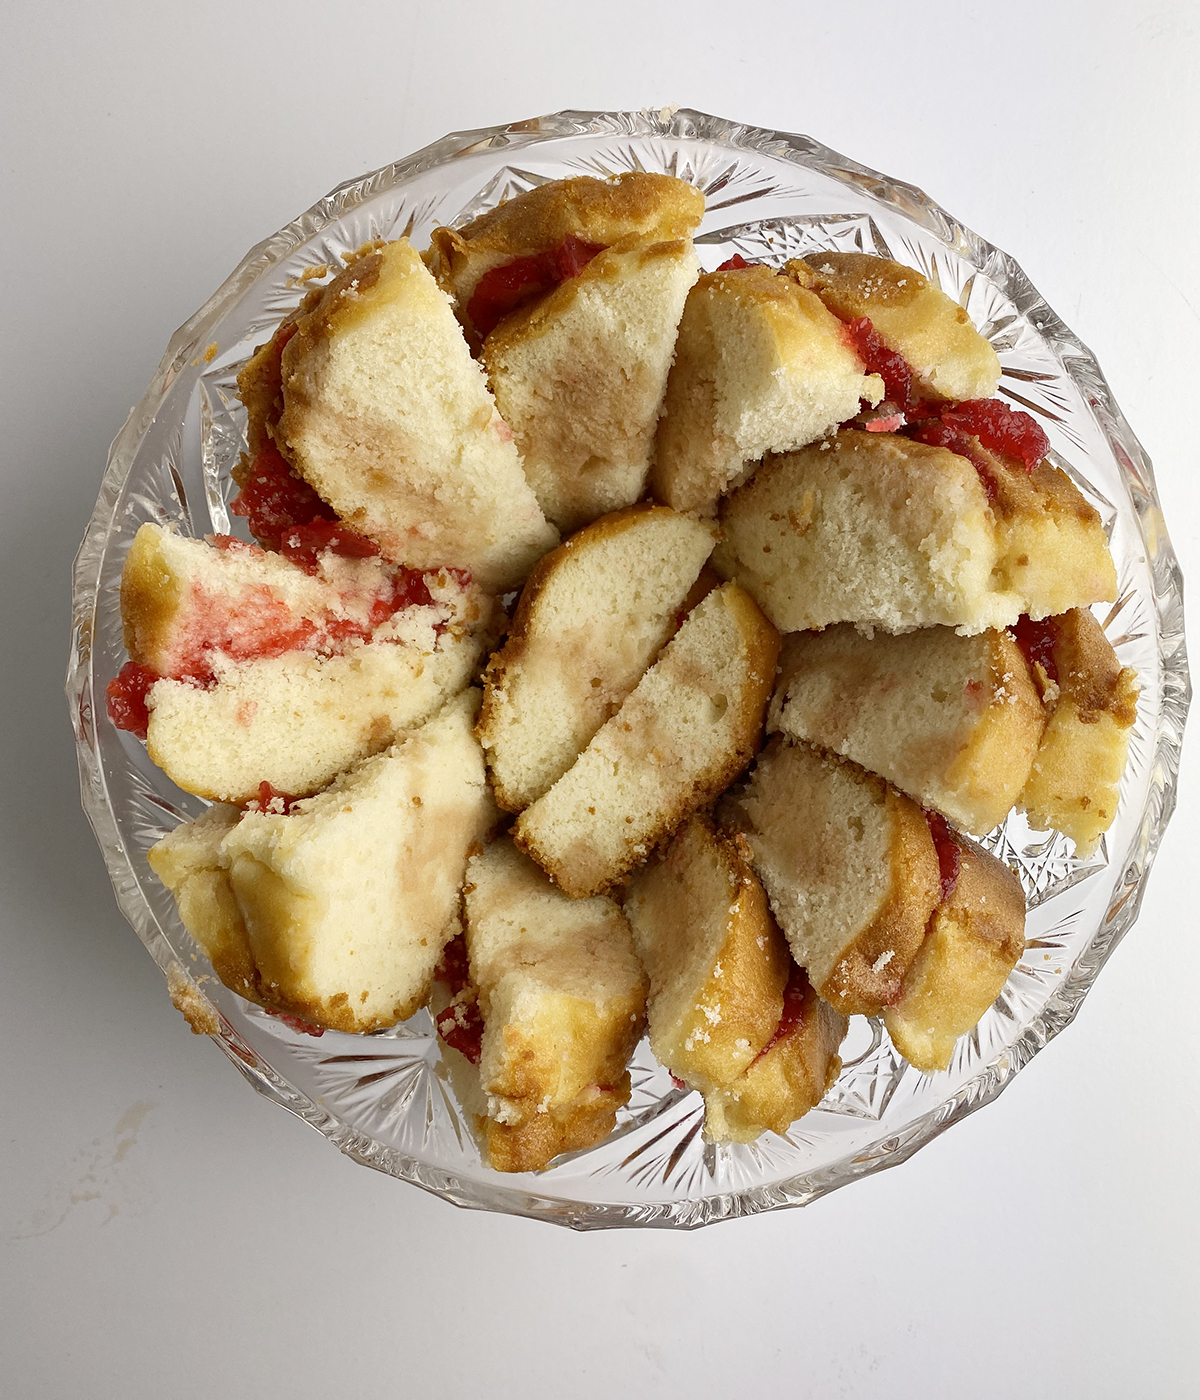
[[906, 418, 999, 502], [1010, 613, 1060, 684], [106, 662, 159, 740], [434, 934, 472, 997], [938, 398, 1049, 471], [467, 234, 606, 341], [715, 253, 753, 272], [435, 997, 484, 1065], [246, 781, 302, 815], [230, 441, 340, 554], [842, 316, 915, 410], [107, 561, 461, 735], [753, 964, 811, 1065], [923, 810, 962, 903]]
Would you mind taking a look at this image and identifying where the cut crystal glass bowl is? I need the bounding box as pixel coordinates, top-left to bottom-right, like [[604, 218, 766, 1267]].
[[69, 108, 1190, 1229]]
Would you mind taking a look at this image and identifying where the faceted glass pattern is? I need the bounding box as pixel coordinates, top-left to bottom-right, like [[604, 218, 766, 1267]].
[[69, 109, 1190, 1229]]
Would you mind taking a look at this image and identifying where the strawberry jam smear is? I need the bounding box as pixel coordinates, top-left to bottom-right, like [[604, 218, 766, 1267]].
[[467, 234, 606, 341], [246, 781, 302, 815], [434, 934, 484, 1064], [231, 441, 339, 554], [923, 810, 962, 903], [938, 399, 1049, 472], [753, 964, 811, 1064], [106, 662, 158, 740], [906, 419, 999, 503], [1010, 614, 1059, 684], [843, 316, 915, 410], [715, 254, 753, 272]]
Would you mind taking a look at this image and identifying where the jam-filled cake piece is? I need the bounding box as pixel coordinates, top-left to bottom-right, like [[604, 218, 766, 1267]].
[[248, 237, 558, 593], [110, 523, 494, 803], [652, 260, 884, 516], [714, 429, 1117, 635], [797, 252, 1002, 405], [429, 173, 705, 532], [624, 814, 848, 1143]]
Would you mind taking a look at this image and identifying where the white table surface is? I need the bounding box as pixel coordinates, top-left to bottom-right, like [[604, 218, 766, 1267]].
[[2, 3, 1197, 1395]]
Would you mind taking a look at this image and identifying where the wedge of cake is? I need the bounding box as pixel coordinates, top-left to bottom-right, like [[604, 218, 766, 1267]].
[[108, 523, 493, 803], [769, 622, 1045, 834], [477, 505, 717, 811], [515, 581, 780, 897], [624, 815, 791, 1093], [147, 691, 496, 1033], [482, 236, 701, 530], [884, 823, 1027, 1072], [264, 237, 558, 592], [719, 737, 941, 1016], [797, 252, 1002, 404], [652, 261, 884, 515], [714, 429, 1117, 634], [1015, 608, 1139, 852], [702, 966, 848, 1144], [426, 171, 706, 348], [458, 837, 647, 1173]]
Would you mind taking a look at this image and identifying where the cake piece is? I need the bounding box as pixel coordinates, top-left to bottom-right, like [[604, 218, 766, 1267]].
[[147, 691, 496, 1033], [1015, 609, 1139, 852], [652, 261, 884, 515], [797, 252, 1002, 403], [426, 171, 706, 348], [702, 967, 848, 1144], [714, 429, 1117, 634], [719, 738, 941, 1016], [110, 524, 493, 803], [769, 623, 1045, 835], [624, 815, 791, 1094], [459, 838, 647, 1173], [478, 505, 717, 811], [770, 611, 1137, 849], [884, 825, 1027, 1072], [515, 582, 780, 897], [268, 237, 558, 592], [482, 237, 701, 531]]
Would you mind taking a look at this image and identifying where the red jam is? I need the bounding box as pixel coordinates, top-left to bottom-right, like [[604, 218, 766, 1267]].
[[753, 964, 810, 1064], [715, 254, 752, 272], [467, 234, 606, 341], [906, 419, 998, 502], [247, 781, 302, 815], [434, 934, 472, 997], [924, 810, 962, 902], [435, 996, 484, 1065], [1010, 613, 1059, 683], [106, 661, 158, 739], [230, 441, 339, 552], [939, 399, 1049, 471], [277, 518, 380, 574], [842, 316, 914, 410]]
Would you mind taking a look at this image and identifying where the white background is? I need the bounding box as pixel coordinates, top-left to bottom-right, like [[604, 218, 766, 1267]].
[[2, 2, 1198, 1395]]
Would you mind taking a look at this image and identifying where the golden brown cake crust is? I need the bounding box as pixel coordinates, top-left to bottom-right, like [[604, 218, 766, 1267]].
[[703, 979, 847, 1142], [797, 251, 1001, 402], [884, 830, 1027, 1071], [624, 815, 791, 1092], [814, 784, 942, 1016]]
